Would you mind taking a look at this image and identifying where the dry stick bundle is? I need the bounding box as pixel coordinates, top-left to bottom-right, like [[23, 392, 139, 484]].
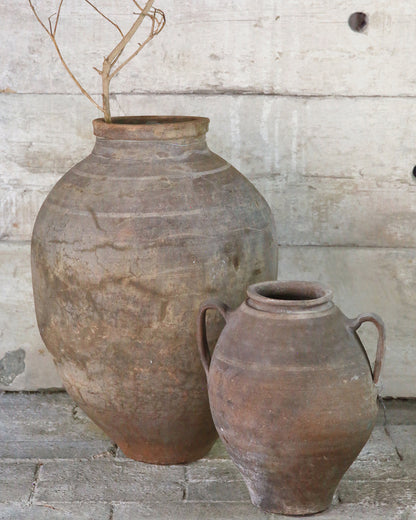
[[28, 0, 165, 122]]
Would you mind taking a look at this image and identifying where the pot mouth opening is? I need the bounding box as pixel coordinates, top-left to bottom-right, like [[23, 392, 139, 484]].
[[107, 116, 201, 125], [246, 281, 333, 311], [93, 116, 210, 141]]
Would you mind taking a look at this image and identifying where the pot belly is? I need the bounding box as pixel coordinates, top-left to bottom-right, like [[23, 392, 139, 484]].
[[32, 194, 276, 463], [209, 355, 377, 512]]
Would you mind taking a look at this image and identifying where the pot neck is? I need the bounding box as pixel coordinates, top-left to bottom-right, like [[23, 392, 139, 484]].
[[91, 116, 210, 160], [93, 116, 209, 141], [246, 281, 334, 313]]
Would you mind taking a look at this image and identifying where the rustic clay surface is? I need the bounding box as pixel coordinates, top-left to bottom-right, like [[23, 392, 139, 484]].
[[198, 281, 385, 515], [31, 116, 277, 464]]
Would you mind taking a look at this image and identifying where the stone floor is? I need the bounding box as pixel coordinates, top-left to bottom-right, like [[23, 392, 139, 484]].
[[0, 393, 415, 520]]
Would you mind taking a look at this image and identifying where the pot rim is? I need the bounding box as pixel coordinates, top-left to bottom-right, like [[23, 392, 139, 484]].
[[246, 280, 333, 312], [93, 116, 210, 141]]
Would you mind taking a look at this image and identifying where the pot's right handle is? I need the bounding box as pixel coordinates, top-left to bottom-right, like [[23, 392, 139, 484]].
[[348, 313, 386, 384], [197, 299, 231, 378]]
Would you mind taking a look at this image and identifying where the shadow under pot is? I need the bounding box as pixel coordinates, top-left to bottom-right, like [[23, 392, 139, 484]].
[[31, 116, 277, 465], [197, 280, 385, 515]]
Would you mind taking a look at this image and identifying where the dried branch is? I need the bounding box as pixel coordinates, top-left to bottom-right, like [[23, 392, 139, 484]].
[[48, 14, 54, 34], [109, 8, 165, 80], [101, 0, 160, 122], [49, 33, 104, 112], [28, 0, 49, 33], [28, 0, 166, 123], [83, 0, 124, 37], [106, 0, 155, 66], [28, 0, 104, 113], [54, 0, 64, 36]]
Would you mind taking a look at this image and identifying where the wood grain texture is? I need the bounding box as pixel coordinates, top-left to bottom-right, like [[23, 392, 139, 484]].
[[1, 94, 416, 246], [2, 1, 416, 96]]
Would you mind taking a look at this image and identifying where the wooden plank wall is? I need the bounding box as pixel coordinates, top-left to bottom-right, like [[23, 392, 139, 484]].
[[1, 1, 415, 395]]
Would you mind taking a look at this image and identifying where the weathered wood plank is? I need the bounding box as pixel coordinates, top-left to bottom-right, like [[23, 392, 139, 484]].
[[2, 94, 416, 246], [3, 1, 416, 96]]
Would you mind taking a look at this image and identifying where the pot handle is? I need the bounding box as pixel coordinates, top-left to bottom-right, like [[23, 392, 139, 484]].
[[197, 299, 231, 378], [348, 313, 386, 384]]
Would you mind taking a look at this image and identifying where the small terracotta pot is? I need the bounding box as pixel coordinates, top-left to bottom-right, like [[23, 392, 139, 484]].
[[197, 281, 385, 515]]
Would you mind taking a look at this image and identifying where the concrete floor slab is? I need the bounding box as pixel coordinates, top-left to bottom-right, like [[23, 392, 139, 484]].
[[0, 503, 110, 520], [0, 392, 112, 459], [35, 460, 185, 503], [0, 462, 37, 503]]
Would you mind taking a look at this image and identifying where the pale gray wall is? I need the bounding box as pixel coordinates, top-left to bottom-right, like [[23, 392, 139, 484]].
[[1, 1, 415, 395]]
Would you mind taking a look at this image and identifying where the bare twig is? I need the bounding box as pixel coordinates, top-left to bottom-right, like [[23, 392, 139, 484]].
[[50, 34, 104, 112], [54, 0, 64, 36], [109, 9, 165, 80], [28, 0, 104, 113], [101, 0, 157, 121], [28, 0, 166, 122], [83, 0, 124, 37], [106, 0, 155, 66], [48, 14, 55, 35], [28, 0, 49, 33]]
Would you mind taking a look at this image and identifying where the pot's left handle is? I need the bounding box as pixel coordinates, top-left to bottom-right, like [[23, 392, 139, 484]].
[[348, 313, 386, 384], [197, 299, 231, 378]]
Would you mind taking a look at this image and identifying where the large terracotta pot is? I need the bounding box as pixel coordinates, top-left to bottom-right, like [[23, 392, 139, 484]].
[[198, 281, 385, 514], [31, 116, 277, 464]]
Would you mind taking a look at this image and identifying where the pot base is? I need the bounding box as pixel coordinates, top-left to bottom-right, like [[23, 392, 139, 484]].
[[249, 489, 331, 516], [117, 439, 217, 465], [245, 472, 334, 517]]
